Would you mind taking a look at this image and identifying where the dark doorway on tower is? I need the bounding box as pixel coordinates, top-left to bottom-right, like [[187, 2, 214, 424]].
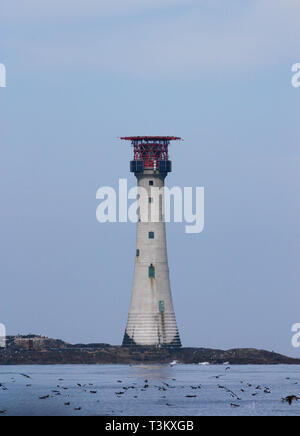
[[148, 264, 155, 278]]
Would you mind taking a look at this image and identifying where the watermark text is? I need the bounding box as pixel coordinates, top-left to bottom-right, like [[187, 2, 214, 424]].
[[291, 63, 300, 88], [292, 323, 300, 348], [96, 179, 204, 234], [0, 64, 6, 88], [0, 324, 6, 348]]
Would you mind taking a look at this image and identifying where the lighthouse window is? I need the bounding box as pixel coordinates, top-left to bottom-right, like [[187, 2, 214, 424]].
[[136, 249, 140, 257], [148, 232, 155, 239], [149, 265, 155, 278], [149, 180, 154, 186], [159, 300, 165, 313], [149, 197, 153, 203]]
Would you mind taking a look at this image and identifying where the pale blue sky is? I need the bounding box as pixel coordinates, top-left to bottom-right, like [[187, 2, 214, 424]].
[[1, 1, 300, 356]]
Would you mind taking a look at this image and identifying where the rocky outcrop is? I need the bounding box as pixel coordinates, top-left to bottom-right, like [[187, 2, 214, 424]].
[[0, 336, 299, 365]]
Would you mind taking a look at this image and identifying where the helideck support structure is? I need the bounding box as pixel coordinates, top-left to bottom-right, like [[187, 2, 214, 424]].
[[121, 136, 182, 348]]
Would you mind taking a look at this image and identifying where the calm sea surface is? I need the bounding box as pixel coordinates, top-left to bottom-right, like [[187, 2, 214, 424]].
[[0, 364, 299, 416]]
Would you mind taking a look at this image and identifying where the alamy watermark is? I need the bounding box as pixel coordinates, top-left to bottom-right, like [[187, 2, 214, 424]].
[[96, 179, 204, 234], [0, 324, 6, 348], [291, 63, 300, 88], [291, 324, 300, 349], [0, 63, 6, 88]]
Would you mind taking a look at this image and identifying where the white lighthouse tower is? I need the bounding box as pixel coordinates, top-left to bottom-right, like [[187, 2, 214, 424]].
[[121, 136, 181, 348]]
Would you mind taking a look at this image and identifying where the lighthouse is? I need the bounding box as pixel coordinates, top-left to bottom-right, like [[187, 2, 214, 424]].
[[121, 136, 182, 348]]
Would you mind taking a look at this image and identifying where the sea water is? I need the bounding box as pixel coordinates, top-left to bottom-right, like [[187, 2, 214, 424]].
[[0, 364, 299, 416]]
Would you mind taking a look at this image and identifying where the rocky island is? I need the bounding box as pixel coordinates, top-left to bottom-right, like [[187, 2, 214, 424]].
[[0, 335, 299, 365]]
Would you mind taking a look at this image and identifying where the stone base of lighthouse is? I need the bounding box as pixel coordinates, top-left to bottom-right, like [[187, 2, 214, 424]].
[[122, 313, 181, 348], [122, 171, 181, 348]]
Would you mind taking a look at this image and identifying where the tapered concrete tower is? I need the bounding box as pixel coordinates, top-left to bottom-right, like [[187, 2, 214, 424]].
[[121, 136, 182, 348]]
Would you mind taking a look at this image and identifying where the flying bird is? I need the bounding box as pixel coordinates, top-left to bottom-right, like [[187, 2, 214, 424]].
[[20, 373, 31, 379], [282, 395, 300, 406]]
